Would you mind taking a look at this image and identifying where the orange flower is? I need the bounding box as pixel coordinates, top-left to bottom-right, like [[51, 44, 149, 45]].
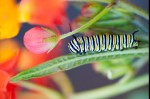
[[17, 45, 62, 70], [0, 39, 21, 99], [0, 39, 20, 72], [0, 39, 63, 99], [0, 0, 67, 40], [0, 70, 10, 91], [0, 0, 20, 40], [17, 48, 52, 70], [19, 0, 67, 27], [0, 39, 19, 62]]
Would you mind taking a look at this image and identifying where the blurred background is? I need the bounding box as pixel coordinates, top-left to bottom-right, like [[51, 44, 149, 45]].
[[13, 0, 149, 99]]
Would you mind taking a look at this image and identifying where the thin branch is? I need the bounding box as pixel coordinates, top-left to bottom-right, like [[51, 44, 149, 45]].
[[60, 1, 116, 39], [17, 81, 64, 99], [71, 73, 149, 99]]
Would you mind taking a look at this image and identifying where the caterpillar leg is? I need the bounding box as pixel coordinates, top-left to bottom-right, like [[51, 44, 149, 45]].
[[78, 52, 86, 55], [120, 49, 124, 51], [78, 52, 83, 55], [111, 45, 115, 51]]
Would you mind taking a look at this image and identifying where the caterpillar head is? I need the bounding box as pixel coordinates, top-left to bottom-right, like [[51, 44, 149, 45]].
[[133, 40, 139, 48], [68, 40, 80, 53]]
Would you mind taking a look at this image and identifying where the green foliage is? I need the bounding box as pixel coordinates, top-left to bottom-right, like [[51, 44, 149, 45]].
[[10, 1, 149, 98], [93, 56, 148, 83], [94, 58, 134, 80]]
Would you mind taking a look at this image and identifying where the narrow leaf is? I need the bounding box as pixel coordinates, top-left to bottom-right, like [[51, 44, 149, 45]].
[[11, 47, 148, 82]]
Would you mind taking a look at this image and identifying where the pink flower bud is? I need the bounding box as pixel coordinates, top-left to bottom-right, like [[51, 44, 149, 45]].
[[24, 27, 59, 54], [81, 3, 104, 18], [71, 16, 85, 30]]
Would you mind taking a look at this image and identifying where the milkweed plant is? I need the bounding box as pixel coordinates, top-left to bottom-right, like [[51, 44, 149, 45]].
[[0, 0, 149, 99]]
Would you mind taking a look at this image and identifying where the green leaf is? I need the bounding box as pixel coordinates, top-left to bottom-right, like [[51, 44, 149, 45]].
[[10, 47, 148, 82]]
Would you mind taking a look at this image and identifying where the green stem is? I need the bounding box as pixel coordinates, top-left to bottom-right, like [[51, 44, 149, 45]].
[[60, 1, 116, 39], [51, 72, 74, 99], [17, 81, 64, 99], [118, 70, 134, 84], [71, 74, 149, 99]]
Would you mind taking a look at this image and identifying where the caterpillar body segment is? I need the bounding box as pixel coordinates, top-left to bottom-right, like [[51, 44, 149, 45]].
[[68, 32, 139, 54]]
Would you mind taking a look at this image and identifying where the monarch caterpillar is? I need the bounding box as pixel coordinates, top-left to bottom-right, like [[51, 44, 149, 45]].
[[68, 31, 139, 54]]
